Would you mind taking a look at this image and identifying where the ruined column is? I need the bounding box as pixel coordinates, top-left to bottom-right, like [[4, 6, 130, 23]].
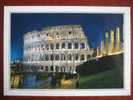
[[97, 47, 99, 56], [101, 40, 105, 56], [105, 32, 109, 55], [48, 66, 50, 72], [116, 27, 121, 50], [53, 66, 56, 72], [110, 30, 115, 52]]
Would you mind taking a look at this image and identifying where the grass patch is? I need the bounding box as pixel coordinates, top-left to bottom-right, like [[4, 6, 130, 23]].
[[79, 66, 123, 89]]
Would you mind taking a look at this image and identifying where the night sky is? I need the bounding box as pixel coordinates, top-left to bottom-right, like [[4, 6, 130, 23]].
[[11, 13, 123, 61]]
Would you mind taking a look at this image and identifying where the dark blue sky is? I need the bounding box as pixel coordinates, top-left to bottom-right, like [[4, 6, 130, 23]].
[[11, 13, 123, 61]]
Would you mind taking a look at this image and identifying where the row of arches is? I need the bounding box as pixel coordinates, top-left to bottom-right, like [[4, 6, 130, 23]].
[[21, 65, 76, 73], [24, 25, 82, 40], [24, 42, 86, 52], [24, 53, 88, 62]]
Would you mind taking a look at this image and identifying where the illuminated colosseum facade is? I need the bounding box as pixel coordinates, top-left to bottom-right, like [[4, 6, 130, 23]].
[[23, 25, 93, 73]]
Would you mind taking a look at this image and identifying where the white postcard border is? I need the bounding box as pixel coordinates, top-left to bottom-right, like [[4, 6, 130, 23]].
[[4, 6, 131, 96]]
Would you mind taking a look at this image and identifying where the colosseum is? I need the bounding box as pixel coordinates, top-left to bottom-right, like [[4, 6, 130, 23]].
[[23, 25, 93, 73]]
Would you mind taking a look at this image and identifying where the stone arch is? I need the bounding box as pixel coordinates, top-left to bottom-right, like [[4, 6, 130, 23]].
[[68, 53, 72, 61], [50, 54, 54, 60], [61, 66, 65, 72], [55, 66, 59, 72], [87, 54, 91, 60], [56, 43, 59, 49], [69, 66, 72, 72], [55, 54, 59, 60], [61, 54, 66, 60], [50, 43, 54, 50], [60, 67, 63, 72], [63, 66, 66, 72], [75, 53, 79, 61], [80, 54, 85, 61], [62, 43, 65, 49], [68, 42, 72, 49], [80, 43, 85, 49], [50, 66, 54, 72], [41, 66, 43, 70], [74, 42, 79, 49], [45, 66, 48, 71], [45, 54, 49, 61]]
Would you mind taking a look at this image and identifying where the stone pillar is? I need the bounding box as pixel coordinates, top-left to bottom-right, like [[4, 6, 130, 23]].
[[84, 53, 87, 61], [100, 40, 104, 55], [53, 66, 56, 72], [67, 66, 69, 73], [110, 30, 115, 52], [65, 67, 67, 73], [77, 52, 80, 61], [59, 53, 61, 61], [116, 27, 120, 50], [85, 42, 87, 49], [105, 32, 109, 55], [77, 43, 79, 50], [65, 66, 68, 73], [71, 67, 74, 73], [97, 47, 99, 56], [43, 66, 45, 72], [48, 66, 50, 72], [63, 67, 65, 72], [72, 42, 74, 49], [58, 67, 61, 72], [59, 42, 61, 50]]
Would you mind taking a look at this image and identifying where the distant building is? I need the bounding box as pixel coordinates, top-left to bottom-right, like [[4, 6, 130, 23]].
[[23, 25, 93, 73]]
